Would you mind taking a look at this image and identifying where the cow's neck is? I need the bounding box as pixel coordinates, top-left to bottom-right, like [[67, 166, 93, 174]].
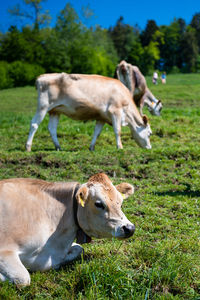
[[73, 184, 92, 244], [144, 89, 157, 106]]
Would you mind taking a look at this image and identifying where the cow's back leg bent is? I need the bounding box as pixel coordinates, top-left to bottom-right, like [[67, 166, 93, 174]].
[[26, 85, 49, 151], [0, 250, 30, 286]]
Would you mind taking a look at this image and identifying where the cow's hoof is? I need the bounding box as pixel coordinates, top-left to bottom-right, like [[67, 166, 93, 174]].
[[89, 146, 94, 151]]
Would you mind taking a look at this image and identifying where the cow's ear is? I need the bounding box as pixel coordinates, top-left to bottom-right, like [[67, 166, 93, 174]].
[[115, 183, 134, 199], [76, 185, 88, 207], [142, 115, 149, 126]]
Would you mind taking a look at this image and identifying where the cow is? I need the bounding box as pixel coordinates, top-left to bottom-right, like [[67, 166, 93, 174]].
[[0, 173, 135, 286], [26, 73, 152, 151], [115, 60, 163, 116]]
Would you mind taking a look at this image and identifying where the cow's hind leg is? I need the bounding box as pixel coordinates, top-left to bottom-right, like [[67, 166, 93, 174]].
[[48, 113, 61, 150], [0, 250, 30, 286], [26, 107, 48, 151], [89, 121, 104, 151]]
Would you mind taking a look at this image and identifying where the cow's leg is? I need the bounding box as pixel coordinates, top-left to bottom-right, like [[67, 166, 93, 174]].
[[0, 250, 30, 286], [111, 114, 123, 149], [26, 107, 48, 152], [139, 97, 145, 116], [65, 243, 83, 262], [89, 121, 104, 151], [53, 243, 83, 269], [139, 104, 144, 116], [48, 113, 61, 150]]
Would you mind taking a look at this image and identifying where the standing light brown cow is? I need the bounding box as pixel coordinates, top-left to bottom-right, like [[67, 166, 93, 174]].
[[115, 60, 163, 116], [26, 73, 152, 151], [0, 173, 135, 286]]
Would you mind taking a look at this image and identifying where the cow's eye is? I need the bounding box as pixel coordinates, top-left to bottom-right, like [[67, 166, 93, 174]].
[[95, 200, 105, 210]]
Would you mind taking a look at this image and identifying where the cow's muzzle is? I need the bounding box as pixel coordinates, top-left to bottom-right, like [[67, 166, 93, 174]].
[[122, 224, 135, 238]]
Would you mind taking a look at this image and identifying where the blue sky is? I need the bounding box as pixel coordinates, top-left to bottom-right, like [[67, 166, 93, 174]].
[[1, 0, 200, 32]]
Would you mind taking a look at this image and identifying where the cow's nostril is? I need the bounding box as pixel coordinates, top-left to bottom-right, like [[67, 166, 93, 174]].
[[122, 224, 135, 237]]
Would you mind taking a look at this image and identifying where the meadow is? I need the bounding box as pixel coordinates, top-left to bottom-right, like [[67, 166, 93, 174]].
[[0, 73, 199, 299]]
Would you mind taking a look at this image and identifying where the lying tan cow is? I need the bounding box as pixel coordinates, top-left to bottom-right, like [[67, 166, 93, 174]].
[[26, 73, 152, 151], [0, 173, 135, 286], [115, 60, 163, 116]]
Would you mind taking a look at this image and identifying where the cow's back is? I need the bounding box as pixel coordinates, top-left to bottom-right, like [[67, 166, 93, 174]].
[[42, 73, 132, 123], [0, 179, 77, 246]]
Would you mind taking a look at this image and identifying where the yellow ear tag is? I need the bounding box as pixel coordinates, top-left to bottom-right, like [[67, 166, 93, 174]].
[[120, 192, 126, 199], [151, 102, 154, 106], [79, 196, 85, 207]]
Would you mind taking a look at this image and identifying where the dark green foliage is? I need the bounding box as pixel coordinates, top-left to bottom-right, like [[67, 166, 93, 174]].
[[180, 28, 199, 72], [9, 61, 45, 86], [0, 61, 44, 89], [0, 61, 13, 89], [140, 20, 159, 47], [108, 16, 138, 61], [190, 12, 200, 48]]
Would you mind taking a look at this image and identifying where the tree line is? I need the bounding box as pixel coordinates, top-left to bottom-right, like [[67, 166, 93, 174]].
[[0, 0, 200, 89]]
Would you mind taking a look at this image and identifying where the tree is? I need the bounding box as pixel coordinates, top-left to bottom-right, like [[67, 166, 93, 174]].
[[39, 28, 71, 73], [177, 18, 186, 35], [8, 0, 51, 29], [180, 26, 199, 72], [190, 13, 200, 49], [0, 25, 46, 65], [55, 4, 118, 76], [159, 20, 182, 72], [109, 16, 139, 61], [140, 20, 158, 47], [126, 38, 144, 69]]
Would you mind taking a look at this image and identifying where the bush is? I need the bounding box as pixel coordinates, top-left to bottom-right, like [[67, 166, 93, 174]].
[[169, 66, 180, 74], [0, 61, 13, 89], [0, 61, 45, 90], [8, 61, 45, 87]]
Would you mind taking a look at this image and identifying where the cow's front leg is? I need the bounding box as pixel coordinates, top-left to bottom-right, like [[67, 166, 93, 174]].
[[65, 243, 83, 262], [139, 96, 145, 116], [139, 105, 144, 116], [55, 243, 83, 269], [89, 122, 104, 151], [111, 113, 123, 149]]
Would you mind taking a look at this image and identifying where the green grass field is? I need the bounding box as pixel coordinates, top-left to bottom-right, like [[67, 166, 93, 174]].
[[0, 73, 199, 299]]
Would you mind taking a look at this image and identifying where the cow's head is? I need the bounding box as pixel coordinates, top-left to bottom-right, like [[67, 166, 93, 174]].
[[147, 99, 163, 116], [131, 115, 152, 149], [76, 173, 135, 239]]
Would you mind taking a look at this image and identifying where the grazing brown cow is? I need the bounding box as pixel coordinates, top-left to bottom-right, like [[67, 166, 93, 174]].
[[115, 60, 163, 116], [26, 73, 152, 151], [0, 173, 135, 286]]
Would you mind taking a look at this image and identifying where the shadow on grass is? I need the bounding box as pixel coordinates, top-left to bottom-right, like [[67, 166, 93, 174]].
[[154, 183, 200, 197]]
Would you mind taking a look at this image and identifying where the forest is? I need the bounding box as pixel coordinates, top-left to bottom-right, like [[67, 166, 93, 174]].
[[0, 0, 200, 89]]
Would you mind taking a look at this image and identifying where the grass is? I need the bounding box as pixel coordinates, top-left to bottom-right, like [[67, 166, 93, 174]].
[[0, 73, 200, 299]]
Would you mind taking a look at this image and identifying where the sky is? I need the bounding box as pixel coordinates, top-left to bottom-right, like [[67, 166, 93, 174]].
[[0, 0, 200, 32]]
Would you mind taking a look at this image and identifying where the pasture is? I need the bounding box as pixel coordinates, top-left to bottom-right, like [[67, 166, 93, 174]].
[[0, 73, 199, 299]]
